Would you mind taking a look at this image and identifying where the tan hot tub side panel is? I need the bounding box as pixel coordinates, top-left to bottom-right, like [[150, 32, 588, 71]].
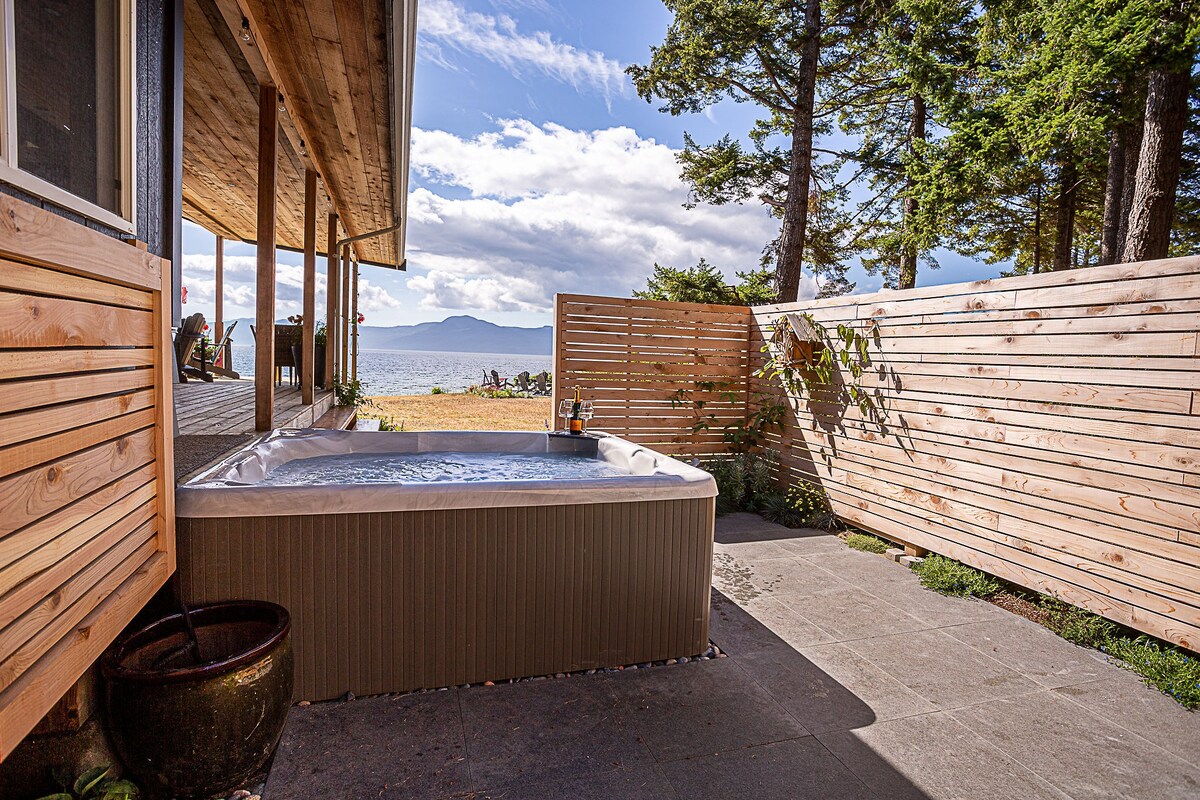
[[177, 498, 715, 700]]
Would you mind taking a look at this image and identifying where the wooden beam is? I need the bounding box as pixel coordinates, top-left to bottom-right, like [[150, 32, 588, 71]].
[[255, 83, 278, 432], [214, 235, 224, 337], [340, 245, 350, 385], [301, 169, 317, 405], [325, 212, 338, 389], [351, 260, 359, 382]]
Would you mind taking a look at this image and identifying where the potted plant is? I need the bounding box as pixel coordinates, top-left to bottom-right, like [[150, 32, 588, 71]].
[[102, 601, 293, 800], [313, 321, 327, 388]]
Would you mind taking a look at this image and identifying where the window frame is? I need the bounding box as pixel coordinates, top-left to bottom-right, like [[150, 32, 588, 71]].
[[0, 0, 137, 234]]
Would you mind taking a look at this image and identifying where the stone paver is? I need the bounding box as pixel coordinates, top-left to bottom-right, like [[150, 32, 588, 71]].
[[266, 516, 1200, 800]]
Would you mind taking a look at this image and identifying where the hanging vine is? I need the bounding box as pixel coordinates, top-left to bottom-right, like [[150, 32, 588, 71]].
[[756, 313, 881, 423]]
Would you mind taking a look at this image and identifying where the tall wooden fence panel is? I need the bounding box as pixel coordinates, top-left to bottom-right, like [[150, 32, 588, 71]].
[[0, 196, 175, 757], [753, 257, 1200, 651], [553, 294, 753, 457]]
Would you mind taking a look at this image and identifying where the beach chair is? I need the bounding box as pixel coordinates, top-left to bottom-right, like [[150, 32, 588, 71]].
[[535, 371, 549, 396], [490, 370, 510, 390], [174, 312, 213, 383], [515, 371, 531, 394], [482, 369, 496, 389]]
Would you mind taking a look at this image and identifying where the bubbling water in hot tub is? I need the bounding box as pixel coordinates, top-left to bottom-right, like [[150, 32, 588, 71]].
[[256, 451, 632, 486]]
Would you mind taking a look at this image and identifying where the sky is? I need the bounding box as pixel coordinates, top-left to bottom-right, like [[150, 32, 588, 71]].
[[181, 0, 999, 331]]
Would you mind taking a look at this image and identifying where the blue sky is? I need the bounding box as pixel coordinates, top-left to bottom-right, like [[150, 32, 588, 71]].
[[182, 0, 998, 330]]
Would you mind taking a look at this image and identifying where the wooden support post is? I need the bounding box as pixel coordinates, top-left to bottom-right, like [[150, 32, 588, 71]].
[[214, 234, 224, 338], [325, 212, 338, 390], [351, 260, 359, 382], [340, 244, 351, 385], [254, 84, 278, 432], [301, 169, 317, 405]]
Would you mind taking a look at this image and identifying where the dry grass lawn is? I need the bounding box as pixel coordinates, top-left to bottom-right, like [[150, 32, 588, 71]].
[[366, 394, 554, 431]]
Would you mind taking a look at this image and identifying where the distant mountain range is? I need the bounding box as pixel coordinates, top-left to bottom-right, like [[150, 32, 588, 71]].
[[224, 314, 552, 356]]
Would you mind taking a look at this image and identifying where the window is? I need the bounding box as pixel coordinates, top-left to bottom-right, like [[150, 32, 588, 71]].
[[0, 0, 135, 232]]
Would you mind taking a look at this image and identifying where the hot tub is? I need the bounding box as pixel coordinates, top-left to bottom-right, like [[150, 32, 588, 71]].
[[176, 429, 716, 700]]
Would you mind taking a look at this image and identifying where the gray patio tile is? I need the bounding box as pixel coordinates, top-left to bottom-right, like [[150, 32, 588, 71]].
[[1055, 670, 1200, 767], [607, 657, 809, 761], [458, 674, 651, 793], [715, 551, 852, 606], [714, 536, 795, 562], [659, 737, 876, 800], [846, 629, 1040, 709], [709, 588, 784, 655], [435, 764, 679, 800], [873, 580, 1010, 628], [798, 547, 920, 589], [266, 690, 470, 800], [738, 596, 839, 650], [949, 690, 1200, 799], [943, 616, 1108, 688], [715, 512, 798, 540], [779, 585, 930, 642], [818, 711, 1070, 800], [743, 642, 936, 734], [771, 530, 850, 556]]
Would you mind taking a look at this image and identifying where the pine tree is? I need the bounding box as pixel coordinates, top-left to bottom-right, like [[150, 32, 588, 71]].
[[628, 0, 835, 302]]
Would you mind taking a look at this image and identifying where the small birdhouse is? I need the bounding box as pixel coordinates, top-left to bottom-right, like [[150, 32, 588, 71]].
[[770, 312, 824, 366]]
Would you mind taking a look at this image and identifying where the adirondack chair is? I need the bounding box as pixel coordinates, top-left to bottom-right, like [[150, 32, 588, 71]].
[[482, 369, 496, 388], [515, 371, 531, 394], [535, 371, 550, 396], [490, 370, 510, 389], [173, 312, 213, 383], [191, 320, 240, 379]]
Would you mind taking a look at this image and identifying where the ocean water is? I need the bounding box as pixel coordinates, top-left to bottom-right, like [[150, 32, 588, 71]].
[[228, 345, 552, 395], [257, 451, 627, 486]]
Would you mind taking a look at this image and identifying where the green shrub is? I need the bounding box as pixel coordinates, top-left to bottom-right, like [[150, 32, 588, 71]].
[[845, 532, 890, 554], [759, 492, 802, 527], [1104, 636, 1200, 710], [701, 449, 779, 515], [37, 765, 138, 800], [430, 386, 445, 395], [910, 554, 1001, 598], [1039, 596, 1115, 648]]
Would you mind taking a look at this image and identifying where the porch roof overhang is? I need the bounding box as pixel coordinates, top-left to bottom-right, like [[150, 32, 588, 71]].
[[181, 0, 417, 269]]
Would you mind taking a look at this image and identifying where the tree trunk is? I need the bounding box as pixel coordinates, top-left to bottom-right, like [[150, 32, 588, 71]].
[[1052, 148, 1077, 271], [774, 0, 821, 303], [1123, 64, 1192, 261], [1099, 122, 1128, 265], [898, 94, 926, 290], [1032, 180, 1042, 274], [1115, 111, 1144, 262]]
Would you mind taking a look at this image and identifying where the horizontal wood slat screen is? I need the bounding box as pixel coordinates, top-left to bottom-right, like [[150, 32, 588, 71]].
[[0, 196, 175, 758], [553, 294, 754, 457], [553, 255, 1200, 651]]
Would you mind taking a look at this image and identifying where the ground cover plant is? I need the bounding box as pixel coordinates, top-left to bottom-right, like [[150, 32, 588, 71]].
[[845, 531, 890, 554]]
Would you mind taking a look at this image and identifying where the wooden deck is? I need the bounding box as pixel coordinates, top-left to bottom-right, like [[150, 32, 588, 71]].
[[174, 380, 335, 436]]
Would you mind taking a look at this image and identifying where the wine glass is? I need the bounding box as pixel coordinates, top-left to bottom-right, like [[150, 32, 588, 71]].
[[558, 399, 574, 432], [579, 400, 595, 432]]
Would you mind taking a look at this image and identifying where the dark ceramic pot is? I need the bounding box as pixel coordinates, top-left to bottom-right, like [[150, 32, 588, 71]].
[[102, 601, 293, 800], [314, 343, 326, 388]]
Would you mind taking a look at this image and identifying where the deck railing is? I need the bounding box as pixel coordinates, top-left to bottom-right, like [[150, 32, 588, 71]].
[[553, 255, 1200, 652]]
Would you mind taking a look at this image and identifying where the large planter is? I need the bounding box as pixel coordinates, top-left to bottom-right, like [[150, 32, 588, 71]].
[[102, 601, 293, 800], [289, 343, 328, 388]]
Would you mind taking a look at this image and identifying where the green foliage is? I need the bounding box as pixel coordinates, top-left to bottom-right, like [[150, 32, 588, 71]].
[[430, 386, 446, 395], [37, 765, 139, 800], [334, 379, 374, 410], [910, 554, 1001, 598], [671, 381, 784, 454], [468, 385, 519, 399], [760, 480, 835, 528], [1039, 595, 1116, 648], [313, 321, 327, 347], [635, 259, 775, 306], [702, 449, 779, 515], [376, 415, 404, 432], [758, 315, 880, 423], [1104, 636, 1200, 710], [845, 532, 890, 554]]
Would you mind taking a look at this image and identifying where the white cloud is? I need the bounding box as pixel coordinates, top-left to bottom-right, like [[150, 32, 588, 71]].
[[404, 120, 814, 313], [419, 0, 627, 102], [180, 253, 402, 321]]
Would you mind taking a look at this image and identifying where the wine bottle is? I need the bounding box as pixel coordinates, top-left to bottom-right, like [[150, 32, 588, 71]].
[[569, 386, 583, 435]]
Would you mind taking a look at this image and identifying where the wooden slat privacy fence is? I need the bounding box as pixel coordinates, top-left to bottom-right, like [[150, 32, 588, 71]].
[[553, 256, 1200, 651], [553, 294, 754, 456], [0, 196, 175, 758]]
